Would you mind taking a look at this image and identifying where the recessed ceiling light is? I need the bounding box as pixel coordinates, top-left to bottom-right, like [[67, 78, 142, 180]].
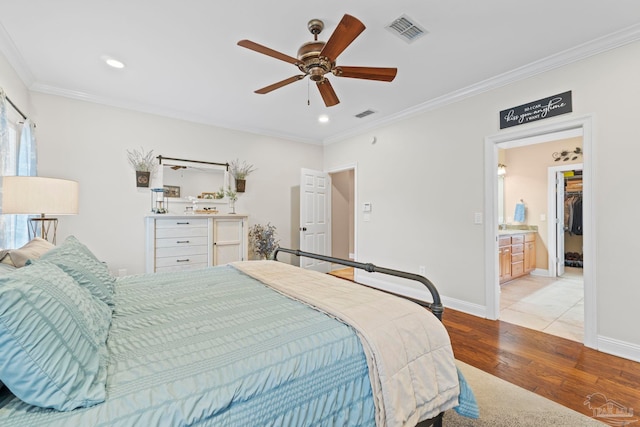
[[318, 115, 329, 123], [103, 56, 125, 69]]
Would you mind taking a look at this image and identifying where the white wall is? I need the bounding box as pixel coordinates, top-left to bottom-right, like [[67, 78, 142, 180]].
[[27, 93, 322, 274], [324, 41, 640, 359]]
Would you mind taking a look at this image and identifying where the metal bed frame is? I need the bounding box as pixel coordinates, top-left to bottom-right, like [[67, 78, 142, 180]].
[[273, 248, 444, 320], [273, 248, 447, 427]]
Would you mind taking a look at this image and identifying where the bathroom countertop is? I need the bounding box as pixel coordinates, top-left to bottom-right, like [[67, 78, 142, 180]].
[[498, 229, 537, 235]]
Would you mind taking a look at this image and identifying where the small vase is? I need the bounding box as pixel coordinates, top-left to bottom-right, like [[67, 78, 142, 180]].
[[136, 171, 150, 187], [229, 199, 236, 214]]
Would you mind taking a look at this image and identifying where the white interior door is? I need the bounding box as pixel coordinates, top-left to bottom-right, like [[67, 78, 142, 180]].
[[299, 168, 330, 272], [556, 171, 566, 277]]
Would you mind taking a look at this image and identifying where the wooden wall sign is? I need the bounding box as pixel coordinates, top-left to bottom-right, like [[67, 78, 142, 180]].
[[500, 91, 572, 129]]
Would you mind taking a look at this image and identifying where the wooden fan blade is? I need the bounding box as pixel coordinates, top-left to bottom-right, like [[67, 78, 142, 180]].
[[238, 39, 299, 65], [319, 14, 365, 61], [333, 66, 397, 82], [255, 75, 306, 94], [316, 79, 340, 107]]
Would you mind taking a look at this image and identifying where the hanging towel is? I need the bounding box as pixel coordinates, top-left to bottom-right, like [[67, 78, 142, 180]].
[[514, 202, 526, 223]]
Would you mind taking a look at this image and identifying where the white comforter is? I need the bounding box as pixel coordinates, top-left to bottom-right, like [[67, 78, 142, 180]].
[[232, 261, 460, 427]]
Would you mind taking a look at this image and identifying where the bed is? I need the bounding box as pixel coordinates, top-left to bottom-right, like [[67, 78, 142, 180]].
[[0, 236, 465, 426]]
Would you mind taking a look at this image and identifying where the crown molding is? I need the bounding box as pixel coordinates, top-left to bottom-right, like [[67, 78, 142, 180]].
[[0, 22, 34, 87], [30, 82, 323, 145], [3, 21, 639, 146], [322, 22, 640, 145]]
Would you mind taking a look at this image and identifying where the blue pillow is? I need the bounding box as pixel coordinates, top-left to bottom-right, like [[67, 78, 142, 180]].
[[0, 262, 111, 411], [35, 236, 116, 306]]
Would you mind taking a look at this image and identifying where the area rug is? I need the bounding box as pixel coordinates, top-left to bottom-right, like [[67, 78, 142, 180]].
[[442, 361, 606, 426]]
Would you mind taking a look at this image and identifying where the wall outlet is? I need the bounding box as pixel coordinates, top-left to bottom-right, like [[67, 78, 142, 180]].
[[419, 266, 426, 276]]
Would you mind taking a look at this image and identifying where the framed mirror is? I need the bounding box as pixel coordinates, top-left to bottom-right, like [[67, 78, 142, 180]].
[[157, 156, 229, 203]]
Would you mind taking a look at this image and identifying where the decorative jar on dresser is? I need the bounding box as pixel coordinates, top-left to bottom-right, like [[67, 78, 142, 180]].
[[145, 214, 248, 273]]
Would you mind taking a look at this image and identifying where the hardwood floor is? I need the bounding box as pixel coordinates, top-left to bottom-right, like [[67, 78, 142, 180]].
[[329, 267, 640, 419], [328, 267, 354, 281], [443, 308, 640, 419]]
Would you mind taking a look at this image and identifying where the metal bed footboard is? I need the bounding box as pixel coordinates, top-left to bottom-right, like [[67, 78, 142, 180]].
[[273, 248, 444, 321]]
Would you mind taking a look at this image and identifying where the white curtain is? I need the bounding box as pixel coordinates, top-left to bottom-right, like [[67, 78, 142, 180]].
[[19, 119, 36, 176], [0, 89, 37, 249]]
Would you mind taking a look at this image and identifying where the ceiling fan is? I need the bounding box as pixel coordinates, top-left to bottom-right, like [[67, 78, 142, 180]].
[[237, 14, 397, 107]]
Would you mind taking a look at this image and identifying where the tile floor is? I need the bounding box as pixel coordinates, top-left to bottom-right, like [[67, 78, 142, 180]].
[[330, 266, 586, 342], [499, 267, 584, 342]]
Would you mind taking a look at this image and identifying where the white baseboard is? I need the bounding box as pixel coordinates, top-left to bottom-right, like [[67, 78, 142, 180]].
[[354, 271, 432, 303], [354, 270, 488, 318], [531, 268, 549, 276], [597, 335, 640, 363], [355, 270, 640, 364], [441, 296, 487, 318]]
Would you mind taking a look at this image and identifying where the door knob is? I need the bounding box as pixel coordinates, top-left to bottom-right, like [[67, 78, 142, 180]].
[[300, 227, 307, 231]]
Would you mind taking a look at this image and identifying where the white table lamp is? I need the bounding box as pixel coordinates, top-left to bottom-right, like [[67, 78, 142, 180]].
[[1, 176, 79, 244]]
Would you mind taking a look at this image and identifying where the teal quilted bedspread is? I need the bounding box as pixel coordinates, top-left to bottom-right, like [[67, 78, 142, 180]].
[[0, 265, 375, 426]]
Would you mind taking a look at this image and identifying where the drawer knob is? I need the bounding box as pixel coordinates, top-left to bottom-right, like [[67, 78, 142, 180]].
[[176, 259, 190, 263], [176, 222, 190, 225], [176, 240, 190, 244]]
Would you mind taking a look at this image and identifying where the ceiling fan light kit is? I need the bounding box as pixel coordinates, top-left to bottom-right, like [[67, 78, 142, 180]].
[[237, 14, 397, 107]]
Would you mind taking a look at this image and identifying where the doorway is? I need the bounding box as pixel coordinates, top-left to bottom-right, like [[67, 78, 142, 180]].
[[484, 116, 596, 349], [329, 164, 356, 274], [499, 152, 584, 342]]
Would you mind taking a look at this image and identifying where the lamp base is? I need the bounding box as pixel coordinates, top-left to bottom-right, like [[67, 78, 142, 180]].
[[28, 217, 58, 244]]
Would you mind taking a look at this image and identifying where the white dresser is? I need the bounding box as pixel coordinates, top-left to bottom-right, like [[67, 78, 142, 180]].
[[145, 215, 248, 273]]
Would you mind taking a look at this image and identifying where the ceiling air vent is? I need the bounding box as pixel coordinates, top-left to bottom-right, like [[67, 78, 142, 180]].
[[355, 109, 376, 119], [385, 14, 427, 43]]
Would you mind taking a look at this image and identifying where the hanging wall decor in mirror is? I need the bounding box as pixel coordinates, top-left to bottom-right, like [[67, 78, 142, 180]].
[[156, 156, 230, 212]]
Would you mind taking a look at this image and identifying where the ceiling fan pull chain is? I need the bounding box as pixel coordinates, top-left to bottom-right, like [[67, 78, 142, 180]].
[[307, 78, 310, 106]]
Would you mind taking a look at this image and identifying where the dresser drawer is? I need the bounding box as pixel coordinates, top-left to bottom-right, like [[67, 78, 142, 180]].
[[511, 243, 524, 254], [155, 262, 208, 273], [155, 236, 209, 248], [156, 245, 208, 258], [155, 253, 209, 268], [511, 261, 524, 276], [155, 218, 208, 228], [499, 236, 511, 247], [511, 234, 524, 244], [511, 252, 524, 263], [156, 227, 208, 239]]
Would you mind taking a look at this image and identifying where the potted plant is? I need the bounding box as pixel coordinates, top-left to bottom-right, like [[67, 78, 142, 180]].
[[225, 186, 238, 214], [127, 147, 157, 187], [249, 223, 280, 260], [229, 159, 255, 193], [214, 187, 226, 199]]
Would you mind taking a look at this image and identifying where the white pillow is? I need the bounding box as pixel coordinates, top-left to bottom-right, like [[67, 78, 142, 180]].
[[0, 238, 55, 268]]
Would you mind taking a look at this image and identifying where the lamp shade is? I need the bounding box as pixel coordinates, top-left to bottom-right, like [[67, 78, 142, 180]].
[[1, 176, 79, 215]]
